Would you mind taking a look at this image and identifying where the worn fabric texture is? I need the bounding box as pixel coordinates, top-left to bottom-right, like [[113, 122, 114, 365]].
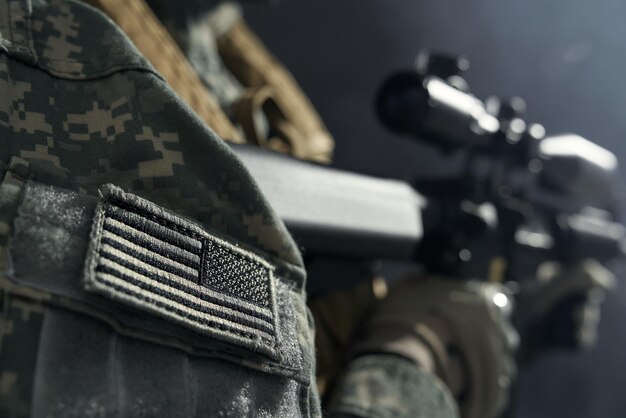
[[84, 0, 244, 143], [0, 0, 319, 416], [327, 355, 459, 418]]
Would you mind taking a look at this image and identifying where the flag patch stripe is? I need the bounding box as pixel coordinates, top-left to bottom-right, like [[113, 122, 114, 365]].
[[103, 218, 201, 266], [95, 263, 275, 336], [101, 231, 198, 277], [105, 205, 203, 254], [100, 241, 199, 283], [96, 253, 274, 322], [95, 272, 275, 342]]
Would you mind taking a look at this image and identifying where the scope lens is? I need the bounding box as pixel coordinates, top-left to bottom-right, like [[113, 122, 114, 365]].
[[376, 71, 429, 136]]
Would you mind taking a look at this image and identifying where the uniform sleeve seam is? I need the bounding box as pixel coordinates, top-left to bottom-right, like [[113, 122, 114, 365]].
[[0, 49, 164, 82]]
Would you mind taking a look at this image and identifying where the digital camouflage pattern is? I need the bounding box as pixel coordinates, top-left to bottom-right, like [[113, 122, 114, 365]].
[[328, 355, 458, 418], [0, 0, 319, 416], [84, 0, 245, 143], [0, 0, 300, 266]]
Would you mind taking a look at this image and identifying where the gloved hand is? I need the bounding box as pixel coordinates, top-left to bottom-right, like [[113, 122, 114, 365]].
[[334, 275, 518, 418], [514, 259, 616, 364]]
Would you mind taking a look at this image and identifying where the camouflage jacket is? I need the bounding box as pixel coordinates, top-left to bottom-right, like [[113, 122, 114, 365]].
[[0, 0, 319, 417]]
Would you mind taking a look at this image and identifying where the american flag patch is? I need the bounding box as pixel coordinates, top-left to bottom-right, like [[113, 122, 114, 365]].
[[84, 186, 278, 358]]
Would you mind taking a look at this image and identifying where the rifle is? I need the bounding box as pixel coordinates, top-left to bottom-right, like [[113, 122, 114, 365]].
[[230, 52, 625, 296], [375, 51, 625, 283]]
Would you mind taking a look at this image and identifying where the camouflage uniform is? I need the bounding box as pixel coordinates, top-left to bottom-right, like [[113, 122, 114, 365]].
[[0, 0, 319, 416]]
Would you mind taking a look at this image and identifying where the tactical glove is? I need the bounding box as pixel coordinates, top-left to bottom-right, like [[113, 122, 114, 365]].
[[514, 259, 616, 364], [330, 275, 517, 418]]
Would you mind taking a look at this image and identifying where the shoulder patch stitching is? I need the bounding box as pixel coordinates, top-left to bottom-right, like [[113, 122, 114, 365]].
[[84, 185, 279, 358]]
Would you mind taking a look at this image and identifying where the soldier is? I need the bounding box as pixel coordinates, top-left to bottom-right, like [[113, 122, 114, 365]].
[[0, 0, 319, 416]]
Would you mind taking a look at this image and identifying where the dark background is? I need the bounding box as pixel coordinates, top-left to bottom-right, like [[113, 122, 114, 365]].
[[242, 1, 626, 417]]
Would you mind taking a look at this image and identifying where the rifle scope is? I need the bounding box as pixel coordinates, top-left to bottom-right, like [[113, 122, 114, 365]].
[[375, 52, 621, 210], [376, 70, 499, 150]]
